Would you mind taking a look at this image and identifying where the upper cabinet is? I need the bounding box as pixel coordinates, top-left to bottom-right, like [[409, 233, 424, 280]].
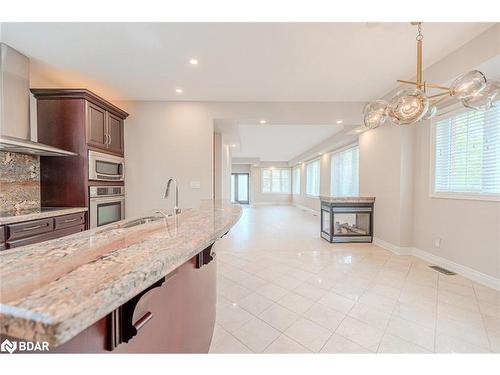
[[86, 102, 124, 155], [106, 112, 124, 154], [87, 102, 107, 149], [32, 89, 129, 157]]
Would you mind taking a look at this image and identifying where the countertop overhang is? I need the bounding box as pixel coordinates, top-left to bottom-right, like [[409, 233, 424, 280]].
[[319, 196, 376, 203], [0, 200, 241, 346]]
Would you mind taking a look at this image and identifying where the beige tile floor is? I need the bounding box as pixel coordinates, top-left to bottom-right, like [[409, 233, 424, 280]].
[[209, 205, 500, 354]]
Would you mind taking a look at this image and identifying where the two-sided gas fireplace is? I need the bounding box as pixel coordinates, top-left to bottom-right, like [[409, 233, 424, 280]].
[[320, 196, 375, 243]]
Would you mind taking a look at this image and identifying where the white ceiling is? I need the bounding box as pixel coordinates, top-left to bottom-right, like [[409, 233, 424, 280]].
[[233, 124, 342, 161], [1, 22, 494, 101]]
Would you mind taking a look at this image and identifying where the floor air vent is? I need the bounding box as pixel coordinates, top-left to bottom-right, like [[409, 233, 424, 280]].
[[429, 265, 456, 275]]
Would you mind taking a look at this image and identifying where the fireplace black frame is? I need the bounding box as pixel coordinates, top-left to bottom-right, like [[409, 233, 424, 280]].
[[320, 201, 374, 243]]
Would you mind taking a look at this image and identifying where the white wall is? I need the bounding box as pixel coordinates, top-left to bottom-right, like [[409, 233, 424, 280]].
[[358, 126, 415, 247], [412, 120, 500, 279], [292, 153, 331, 212], [118, 101, 215, 217]]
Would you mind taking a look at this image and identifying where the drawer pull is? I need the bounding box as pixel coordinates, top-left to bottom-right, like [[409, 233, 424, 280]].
[[21, 224, 46, 232], [63, 218, 79, 223], [133, 312, 153, 331]]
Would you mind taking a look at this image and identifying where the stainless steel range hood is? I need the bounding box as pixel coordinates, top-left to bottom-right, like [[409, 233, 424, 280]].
[[0, 43, 76, 156]]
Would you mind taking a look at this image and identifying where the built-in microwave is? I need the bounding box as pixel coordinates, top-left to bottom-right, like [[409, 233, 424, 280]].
[[88, 150, 124, 181]]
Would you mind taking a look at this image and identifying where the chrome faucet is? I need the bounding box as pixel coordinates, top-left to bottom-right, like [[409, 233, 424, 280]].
[[164, 177, 181, 215]]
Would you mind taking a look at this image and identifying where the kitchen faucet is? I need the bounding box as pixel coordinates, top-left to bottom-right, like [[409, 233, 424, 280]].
[[164, 177, 181, 215]]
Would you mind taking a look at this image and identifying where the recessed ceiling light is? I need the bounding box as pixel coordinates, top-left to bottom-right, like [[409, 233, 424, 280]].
[[259, 119, 267, 124], [175, 88, 183, 93], [336, 120, 343, 124], [189, 58, 198, 65]]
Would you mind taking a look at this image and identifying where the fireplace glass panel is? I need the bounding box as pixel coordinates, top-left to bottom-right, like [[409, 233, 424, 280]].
[[333, 213, 370, 236], [322, 210, 331, 235]]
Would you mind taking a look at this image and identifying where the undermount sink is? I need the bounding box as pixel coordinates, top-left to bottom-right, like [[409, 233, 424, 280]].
[[121, 215, 165, 229]]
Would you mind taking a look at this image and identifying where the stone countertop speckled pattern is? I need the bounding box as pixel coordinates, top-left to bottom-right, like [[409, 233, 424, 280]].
[[319, 196, 376, 203], [0, 200, 241, 346], [0, 207, 88, 225]]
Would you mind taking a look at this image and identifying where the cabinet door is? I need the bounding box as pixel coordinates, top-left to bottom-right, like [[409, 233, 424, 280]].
[[107, 113, 124, 155], [86, 102, 108, 150]]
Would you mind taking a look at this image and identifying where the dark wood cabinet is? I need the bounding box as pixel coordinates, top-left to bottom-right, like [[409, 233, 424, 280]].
[[6, 218, 54, 242], [31, 89, 128, 209], [86, 102, 107, 149], [0, 226, 5, 250], [106, 113, 124, 154], [86, 102, 124, 155], [2, 212, 87, 250]]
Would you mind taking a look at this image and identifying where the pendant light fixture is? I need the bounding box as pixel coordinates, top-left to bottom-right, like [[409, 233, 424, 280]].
[[363, 23, 500, 129]]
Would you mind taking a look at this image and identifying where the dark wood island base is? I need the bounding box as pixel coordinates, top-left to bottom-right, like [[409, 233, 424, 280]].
[[49, 244, 217, 353]]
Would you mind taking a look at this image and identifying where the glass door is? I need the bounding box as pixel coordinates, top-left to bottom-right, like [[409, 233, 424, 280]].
[[231, 173, 249, 204]]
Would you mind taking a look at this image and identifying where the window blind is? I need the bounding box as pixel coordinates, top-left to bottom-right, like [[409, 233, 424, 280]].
[[293, 166, 301, 195], [331, 145, 359, 197], [262, 168, 291, 194], [306, 160, 320, 196], [434, 106, 500, 197]]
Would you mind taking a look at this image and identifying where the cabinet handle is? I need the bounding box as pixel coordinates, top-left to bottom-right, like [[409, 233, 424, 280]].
[[108, 133, 112, 145], [133, 311, 153, 331], [21, 224, 45, 232], [63, 218, 78, 223]]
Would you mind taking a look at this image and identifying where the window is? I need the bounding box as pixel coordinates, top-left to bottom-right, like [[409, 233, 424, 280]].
[[306, 160, 320, 196], [262, 168, 291, 194], [293, 166, 301, 195], [432, 106, 500, 200], [331, 145, 359, 197]]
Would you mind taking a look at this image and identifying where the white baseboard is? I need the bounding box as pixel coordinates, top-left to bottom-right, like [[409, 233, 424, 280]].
[[251, 202, 292, 206], [373, 237, 500, 291], [293, 203, 319, 215], [411, 247, 500, 292], [373, 237, 413, 256]]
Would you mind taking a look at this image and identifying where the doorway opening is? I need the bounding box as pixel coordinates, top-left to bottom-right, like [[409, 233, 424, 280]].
[[231, 173, 249, 204]]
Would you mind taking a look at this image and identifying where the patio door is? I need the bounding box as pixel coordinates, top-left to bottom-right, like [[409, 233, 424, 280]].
[[231, 173, 249, 204]]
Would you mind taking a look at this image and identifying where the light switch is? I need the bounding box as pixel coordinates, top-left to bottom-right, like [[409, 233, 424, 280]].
[[190, 181, 201, 189]]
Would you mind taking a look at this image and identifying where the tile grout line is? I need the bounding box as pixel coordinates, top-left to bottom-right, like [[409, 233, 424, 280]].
[[433, 274, 440, 353], [471, 282, 494, 353], [211, 321, 255, 353], [374, 255, 409, 353]]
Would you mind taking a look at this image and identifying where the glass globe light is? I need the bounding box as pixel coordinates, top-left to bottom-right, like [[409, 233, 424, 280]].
[[450, 70, 487, 100], [386, 89, 429, 125], [462, 81, 500, 111], [422, 104, 437, 121], [363, 100, 388, 129]]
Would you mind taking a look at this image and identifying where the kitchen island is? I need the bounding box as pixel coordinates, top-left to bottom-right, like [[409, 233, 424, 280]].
[[0, 200, 241, 353]]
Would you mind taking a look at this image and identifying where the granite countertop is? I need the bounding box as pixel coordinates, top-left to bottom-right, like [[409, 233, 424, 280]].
[[0, 200, 241, 346], [0, 207, 88, 225], [319, 196, 376, 203]]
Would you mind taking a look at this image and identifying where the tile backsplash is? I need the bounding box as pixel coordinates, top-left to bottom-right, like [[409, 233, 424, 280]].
[[0, 151, 40, 212]]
